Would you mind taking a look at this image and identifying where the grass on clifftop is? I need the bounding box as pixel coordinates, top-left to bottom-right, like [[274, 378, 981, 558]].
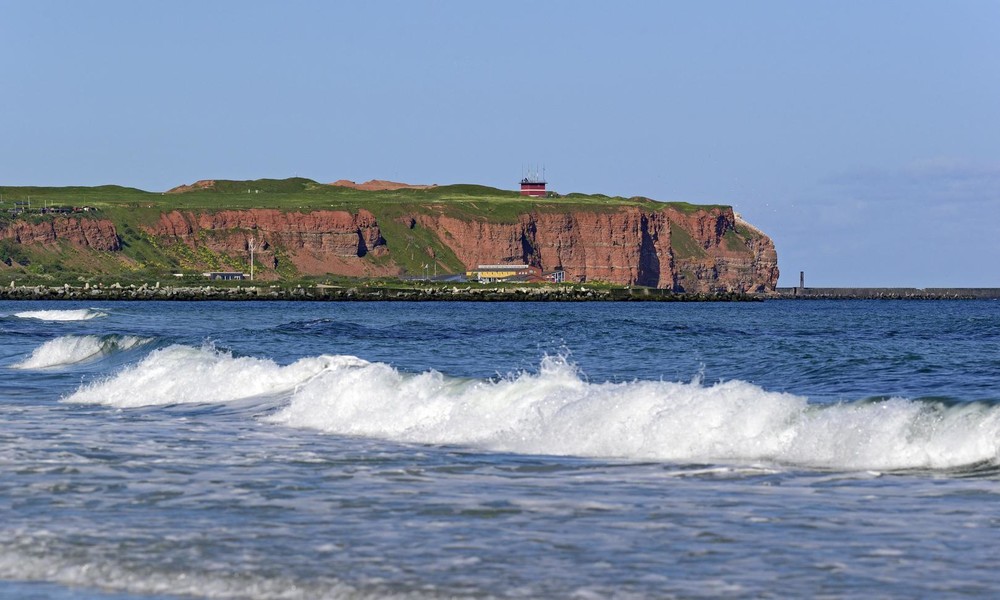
[[0, 178, 729, 221]]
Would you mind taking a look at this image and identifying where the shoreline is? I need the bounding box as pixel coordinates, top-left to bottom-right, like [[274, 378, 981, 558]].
[[0, 283, 758, 302], [3, 284, 997, 302]]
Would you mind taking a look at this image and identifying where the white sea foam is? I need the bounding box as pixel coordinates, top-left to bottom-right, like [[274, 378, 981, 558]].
[[63, 344, 347, 407], [0, 548, 378, 600], [266, 355, 1000, 472], [61, 346, 1000, 471], [14, 309, 107, 321], [12, 335, 152, 369]]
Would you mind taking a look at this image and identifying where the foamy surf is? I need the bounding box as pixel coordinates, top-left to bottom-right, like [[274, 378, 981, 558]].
[[0, 546, 370, 600], [63, 344, 352, 408], [14, 309, 108, 321], [61, 347, 1000, 471], [265, 355, 1000, 472], [12, 335, 153, 369]]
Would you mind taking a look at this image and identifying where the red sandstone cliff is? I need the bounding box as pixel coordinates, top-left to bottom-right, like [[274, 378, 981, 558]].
[[0, 204, 778, 292], [144, 209, 393, 278], [413, 205, 778, 292], [0, 218, 120, 252]]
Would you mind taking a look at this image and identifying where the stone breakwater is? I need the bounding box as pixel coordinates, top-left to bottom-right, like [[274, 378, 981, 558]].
[[6, 284, 994, 302], [0, 283, 757, 302], [775, 287, 1000, 299]]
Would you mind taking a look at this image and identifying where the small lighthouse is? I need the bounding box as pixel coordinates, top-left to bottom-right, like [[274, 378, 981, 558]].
[[519, 166, 546, 197]]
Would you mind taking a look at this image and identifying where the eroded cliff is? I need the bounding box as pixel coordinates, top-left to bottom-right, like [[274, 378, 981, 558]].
[[0, 201, 778, 292], [144, 209, 393, 278], [412, 205, 777, 292], [1, 218, 120, 251]]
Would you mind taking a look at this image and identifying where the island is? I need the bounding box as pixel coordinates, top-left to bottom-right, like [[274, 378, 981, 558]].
[[0, 178, 779, 299]]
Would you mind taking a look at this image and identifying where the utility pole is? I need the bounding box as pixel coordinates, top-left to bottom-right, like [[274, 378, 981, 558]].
[[248, 237, 258, 281]]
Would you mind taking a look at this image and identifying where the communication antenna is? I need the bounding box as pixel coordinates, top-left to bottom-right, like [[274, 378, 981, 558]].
[[248, 237, 259, 281]]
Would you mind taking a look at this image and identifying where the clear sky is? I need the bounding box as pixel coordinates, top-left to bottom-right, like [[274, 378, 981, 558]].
[[2, 1, 998, 287]]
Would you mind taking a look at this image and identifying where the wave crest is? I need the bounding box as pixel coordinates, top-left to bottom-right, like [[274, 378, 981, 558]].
[[267, 356, 1000, 472], [63, 344, 351, 408], [14, 309, 108, 321], [12, 335, 152, 369], [62, 347, 1000, 471]]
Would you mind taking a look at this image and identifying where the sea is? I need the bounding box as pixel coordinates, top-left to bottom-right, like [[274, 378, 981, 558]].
[[0, 299, 998, 599]]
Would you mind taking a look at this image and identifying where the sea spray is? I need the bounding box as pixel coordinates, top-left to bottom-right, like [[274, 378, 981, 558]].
[[12, 335, 152, 369], [63, 344, 346, 407]]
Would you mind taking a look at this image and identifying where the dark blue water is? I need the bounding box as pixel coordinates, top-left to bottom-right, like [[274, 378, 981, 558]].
[[1, 300, 998, 598]]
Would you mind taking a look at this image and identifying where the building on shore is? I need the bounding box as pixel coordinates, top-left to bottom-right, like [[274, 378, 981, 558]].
[[203, 271, 246, 281], [8, 202, 93, 215], [465, 264, 565, 284]]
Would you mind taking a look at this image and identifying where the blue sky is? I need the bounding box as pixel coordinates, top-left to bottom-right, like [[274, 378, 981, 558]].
[[2, 1, 998, 286]]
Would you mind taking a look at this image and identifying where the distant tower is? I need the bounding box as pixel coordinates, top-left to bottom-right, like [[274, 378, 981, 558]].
[[520, 165, 546, 197]]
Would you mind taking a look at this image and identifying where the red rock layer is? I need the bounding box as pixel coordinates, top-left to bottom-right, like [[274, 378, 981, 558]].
[[0, 205, 778, 292], [0, 218, 120, 251], [144, 209, 392, 278], [415, 205, 778, 292]]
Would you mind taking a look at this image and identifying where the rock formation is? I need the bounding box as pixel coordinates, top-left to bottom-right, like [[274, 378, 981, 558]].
[[0, 203, 778, 292], [144, 209, 392, 278], [0, 218, 120, 251], [413, 205, 778, 292]]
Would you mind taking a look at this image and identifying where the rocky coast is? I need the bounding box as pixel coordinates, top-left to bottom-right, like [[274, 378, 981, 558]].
[[0, 282, 757, 302], [0, 178, 780, 295]]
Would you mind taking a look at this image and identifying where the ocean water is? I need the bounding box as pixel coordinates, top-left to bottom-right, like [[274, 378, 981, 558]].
[[0, 299, 998, 599]]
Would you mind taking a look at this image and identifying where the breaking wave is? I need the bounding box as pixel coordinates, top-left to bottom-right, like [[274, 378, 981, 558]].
[[269, 355, 1000, 471], [14, 309, 108, 321], [64, 344, 345, 408], [63, 347, 1000, 471], [12, 335, 153, 369]]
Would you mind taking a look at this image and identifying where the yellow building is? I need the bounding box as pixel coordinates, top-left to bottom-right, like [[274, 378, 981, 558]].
[[465, 264, 539, 283]]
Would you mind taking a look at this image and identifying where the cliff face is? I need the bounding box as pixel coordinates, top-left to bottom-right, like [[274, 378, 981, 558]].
[[1, 203, 778, 292], [144, 209, 392, 278], [414, 205, 778, 292], [1, 218, 120, 251]]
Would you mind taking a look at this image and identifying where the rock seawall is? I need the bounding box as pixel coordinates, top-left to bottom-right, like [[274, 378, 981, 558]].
[[0, 283, 759, 302]]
